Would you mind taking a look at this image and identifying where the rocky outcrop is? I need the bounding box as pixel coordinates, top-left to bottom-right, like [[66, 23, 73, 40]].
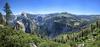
[[14, 13, 37, 33], [29, 43, 37, 47], [14, 21, 25, 32]]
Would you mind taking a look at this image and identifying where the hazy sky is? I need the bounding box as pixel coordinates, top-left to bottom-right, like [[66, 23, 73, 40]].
[[0, 0, 100, 15]]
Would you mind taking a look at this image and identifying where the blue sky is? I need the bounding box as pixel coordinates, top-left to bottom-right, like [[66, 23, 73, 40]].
[[0, 0, 100, 15]]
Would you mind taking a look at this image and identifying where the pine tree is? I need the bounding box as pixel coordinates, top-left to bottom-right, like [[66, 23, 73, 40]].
[[96, 20, 100, 28], [90, 24, 95, 32], [91, 24, 93, 32], [4, 2, 12, 25], [0, 12, 3, 24]]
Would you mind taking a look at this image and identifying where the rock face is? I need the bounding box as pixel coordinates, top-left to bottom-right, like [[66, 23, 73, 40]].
[[30, 43, 37, 47], [77, 43, 84, 47], [14, 21, 25, 32], [14, 13, 37, 33], [41, 13, 81, 37], [12, 12, 99, 37]]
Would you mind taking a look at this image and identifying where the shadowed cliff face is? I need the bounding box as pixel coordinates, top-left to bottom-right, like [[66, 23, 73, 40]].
[[41, 16, 79, 37]]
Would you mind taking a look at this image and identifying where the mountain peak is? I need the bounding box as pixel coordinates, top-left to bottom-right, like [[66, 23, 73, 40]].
[[21, 12, 28, 17]]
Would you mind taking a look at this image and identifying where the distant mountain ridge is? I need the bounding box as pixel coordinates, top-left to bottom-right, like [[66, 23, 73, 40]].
[[12, 12, 100, 38]]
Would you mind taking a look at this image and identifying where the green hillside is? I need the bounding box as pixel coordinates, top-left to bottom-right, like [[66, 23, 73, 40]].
[[53, 20, 100, 47], [0, 20, 100, 47], [0, 25, 71, 47]]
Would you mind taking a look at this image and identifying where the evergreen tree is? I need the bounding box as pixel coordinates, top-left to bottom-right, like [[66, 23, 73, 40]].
[[4, 2, 12, 25], [90, 24, 95, 32], [96, 20, 100, 28], [0, 12, 3, 24]]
